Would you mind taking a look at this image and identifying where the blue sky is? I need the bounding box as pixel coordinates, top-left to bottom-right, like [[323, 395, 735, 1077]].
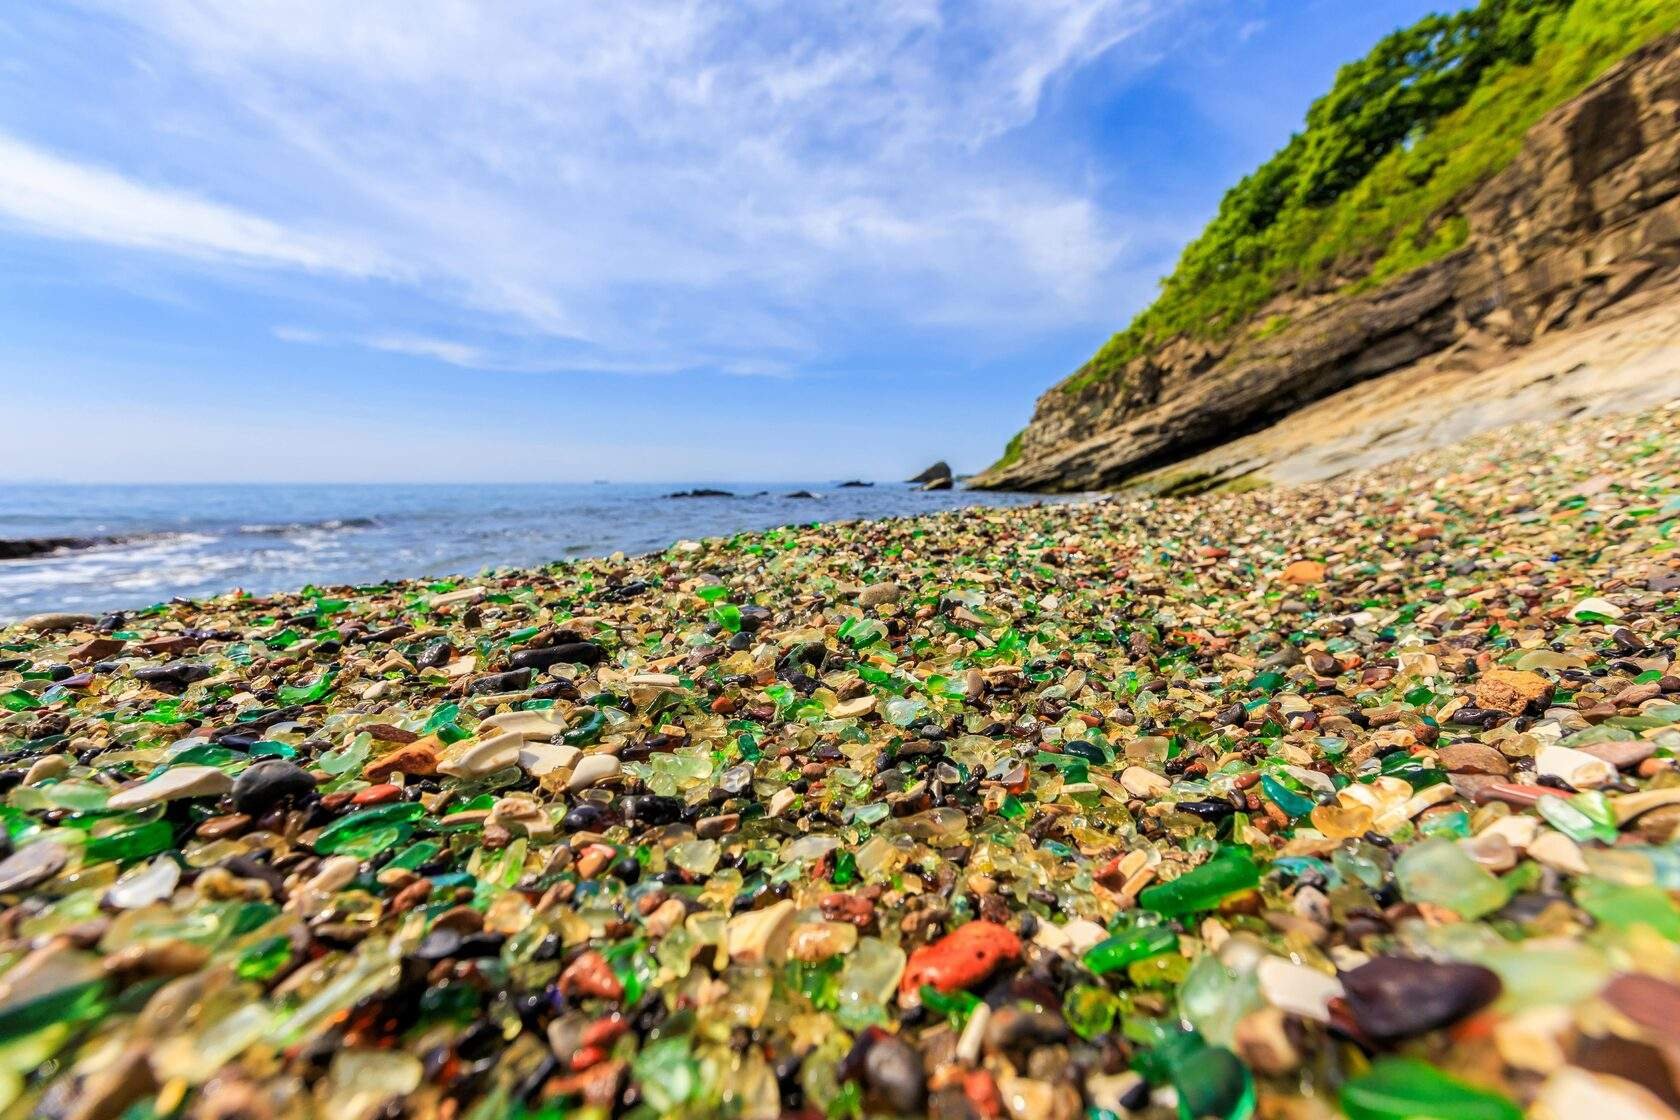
[[0, 0, 1464, 483]]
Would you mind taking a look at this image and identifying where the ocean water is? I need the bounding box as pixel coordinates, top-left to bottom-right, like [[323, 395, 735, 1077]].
[[0, 482, 1076, 620]]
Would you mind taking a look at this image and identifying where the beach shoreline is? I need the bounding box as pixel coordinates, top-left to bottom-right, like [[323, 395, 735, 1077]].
[[1, 402, 1676, 1118]]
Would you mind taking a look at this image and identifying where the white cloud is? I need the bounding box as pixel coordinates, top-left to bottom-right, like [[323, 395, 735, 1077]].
[[273, 324, 796, 378], [0, 133, 393, 277], [20, 0, 1188, 371]]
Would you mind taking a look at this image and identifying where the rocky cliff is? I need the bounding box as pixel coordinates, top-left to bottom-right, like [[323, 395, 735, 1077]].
[[975, 31, 1680, 492]]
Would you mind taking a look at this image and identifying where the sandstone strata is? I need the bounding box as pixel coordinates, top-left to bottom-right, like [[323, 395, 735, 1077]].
[[976, 32, 1680, 491]]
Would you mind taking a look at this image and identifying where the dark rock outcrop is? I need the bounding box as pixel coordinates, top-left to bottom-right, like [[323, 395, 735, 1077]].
[[1, 536, 122, 561], [906, 461, 952, 485], [977, 32, 1680, 492]]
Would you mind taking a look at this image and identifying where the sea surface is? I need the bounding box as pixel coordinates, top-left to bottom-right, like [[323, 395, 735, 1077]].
[[0, 482, 1076, 620]]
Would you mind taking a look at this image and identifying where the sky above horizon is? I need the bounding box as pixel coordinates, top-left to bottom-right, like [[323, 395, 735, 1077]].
[[0, 0, 1465, 484]]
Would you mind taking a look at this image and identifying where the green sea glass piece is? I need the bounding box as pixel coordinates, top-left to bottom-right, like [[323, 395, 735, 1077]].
[[84, 819, 174, 865], [1340, 1058, 1521, 1120], [1084, 925, 1179, 974], [1138, 850, 1259, 916], [313, 803, 426, 855], [1393, 838, 1507, 919], [1577, 877, 1680, 938], [1172, 1044, 1255, 1120]]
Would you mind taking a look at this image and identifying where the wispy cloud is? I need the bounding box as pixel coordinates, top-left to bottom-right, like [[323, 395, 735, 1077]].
[[0, 133, 393, 277], [272, 324, 797, 378], [14, 0, 1189, 373]]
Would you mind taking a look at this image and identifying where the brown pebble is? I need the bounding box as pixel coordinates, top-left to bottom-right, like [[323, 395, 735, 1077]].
[[1473, 782, 1569, 808], [194, 813, 252, 840], [364, 740, 441, 782], [696, 813, 740, 839], [1437, 743, 1511, 776], [559, 950, 624, 1001]]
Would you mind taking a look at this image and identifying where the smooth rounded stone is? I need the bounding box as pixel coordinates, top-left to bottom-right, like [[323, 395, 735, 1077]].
[[19, 612, 98, 632], [1121, 765, 1171, 798], [620, 794, 683, 825], [1583, 739, 1659, 771], [231, 760, 317, 814], [516, 741, 579, 777], [23, 754, 71, 786], [1536, 745, 1616, 789], [467, 668, 533, 695], [829, 695, 876, 719], [767, 787, 798, 817], [304, 855, 362, 894], [1033, 917, 1109, 957], [560, 803, 609, 833], [105, 857, 182, 909], [861, 1031, 926, 1114], [1633, 804, 1680, 843], [627, 673, 683, 707], [565, 754, 621, 792], [1460, 831, 1518, 873], [1532, 1067, 1670, 1120], [1612, 787, 1680, 825], [0, 943, 104, 1012], [63, 1045, 156, 1120], [0, 840, 70, 893], [476, 710, 566, 739], [437, 731, 523, 779], [428, 586, 486, 609], [1341, 956, 1502, 1043], [106, 765, 233, 810], [507, 642, 605, 670], [321, 1049, 423, 1119], [1527, 830, 1588, 874], [726, 899, 796, 963], [1257, 957, 1343, 1023], [1437, 743, 1512, 776], [1276, 559, 1328, 588], [695, 813, 740, 839], [856, 582, 902, 608], [1230, 1007, 1301, 1078], [786, 920, 859, 963], [1599, 973, 1680, 1040]]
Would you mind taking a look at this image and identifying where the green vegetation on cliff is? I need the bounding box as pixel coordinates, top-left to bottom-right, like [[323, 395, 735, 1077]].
[[1062, 0, 1680, 395]]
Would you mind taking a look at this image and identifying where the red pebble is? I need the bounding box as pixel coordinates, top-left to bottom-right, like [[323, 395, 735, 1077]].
[[580, 1013, 628, 1049], [351, 783, 402, 806], [570, 1045, 607, 1071], [559, 950, 624, 1001], [1094, 855, 1130, 891], [899, 920, 1021, 997], [963, 1069, 1004, 1118]]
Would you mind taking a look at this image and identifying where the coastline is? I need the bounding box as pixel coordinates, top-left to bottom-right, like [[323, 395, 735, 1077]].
[[0, 483, 1081, 623], [1, 402, 1677, 1117]]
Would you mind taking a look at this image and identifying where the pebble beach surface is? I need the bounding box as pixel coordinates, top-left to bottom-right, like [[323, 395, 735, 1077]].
[[1, 402, 1679, 1120]]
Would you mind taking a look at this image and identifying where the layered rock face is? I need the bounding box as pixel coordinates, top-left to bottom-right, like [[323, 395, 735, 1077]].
[[977, 32, 1680, 492]]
